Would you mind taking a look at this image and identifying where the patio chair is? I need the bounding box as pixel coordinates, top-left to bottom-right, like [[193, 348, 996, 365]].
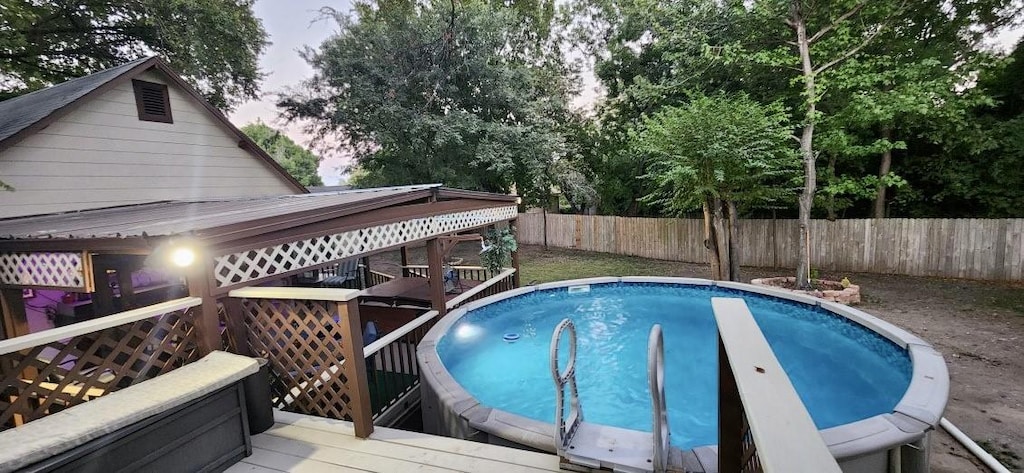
[[317, 258, 361, 288]]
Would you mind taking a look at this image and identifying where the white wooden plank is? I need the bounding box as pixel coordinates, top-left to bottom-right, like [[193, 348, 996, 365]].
[[272, 411, 562, 471], [0, 298, 200, 355], [229, 287, 362, 302], [5, 147, 257, 165], [254, 429, 456, 473], [231, 447, 370, 473], [263, 424, 556, 473], [2, 159, 269, 176], [712, 297, 841, 473], [38, 121, 241, 147]]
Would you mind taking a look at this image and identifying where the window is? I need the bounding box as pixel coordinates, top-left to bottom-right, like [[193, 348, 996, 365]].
[[132, 79, 173, 123]]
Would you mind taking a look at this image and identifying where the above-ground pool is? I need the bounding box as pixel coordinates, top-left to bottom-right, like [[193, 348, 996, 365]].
[[418, 278, 949, 473]]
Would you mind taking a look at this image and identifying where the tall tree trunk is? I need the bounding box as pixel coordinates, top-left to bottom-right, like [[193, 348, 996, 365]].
[[794, 3, 816, 289], [872, 126, 893, 219], [542, 206, 548, 249], [703, 199, 722, 280], [826, 153, 838, 221], [726, 200, 741, 282], [712, 197, 730, 281]]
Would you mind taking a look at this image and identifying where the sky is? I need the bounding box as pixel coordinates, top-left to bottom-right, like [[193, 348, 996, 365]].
[[228, 0, 1024, 186]]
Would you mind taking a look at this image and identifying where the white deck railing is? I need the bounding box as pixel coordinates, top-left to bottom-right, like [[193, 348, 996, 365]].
[[0, 297, 201, 356]]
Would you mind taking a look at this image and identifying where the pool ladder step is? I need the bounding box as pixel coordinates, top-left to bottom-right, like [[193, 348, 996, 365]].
[[550, 319, 674, 473]]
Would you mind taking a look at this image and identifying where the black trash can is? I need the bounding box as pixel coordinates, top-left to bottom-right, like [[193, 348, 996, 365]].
[[243, 358, 275, 435]]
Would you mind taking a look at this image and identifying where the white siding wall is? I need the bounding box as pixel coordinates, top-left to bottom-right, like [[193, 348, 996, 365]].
[[0, 70, 298, 218]]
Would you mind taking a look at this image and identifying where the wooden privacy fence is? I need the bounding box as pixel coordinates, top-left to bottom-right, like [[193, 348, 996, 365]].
[[517, 213, 1024, 281]]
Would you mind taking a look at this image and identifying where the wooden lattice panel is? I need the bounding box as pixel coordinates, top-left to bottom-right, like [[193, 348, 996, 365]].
[[213, 205, 517, 289], [0, 251, 92, 290], [0, 308, 199, 429], [240, 298, 357, 421]]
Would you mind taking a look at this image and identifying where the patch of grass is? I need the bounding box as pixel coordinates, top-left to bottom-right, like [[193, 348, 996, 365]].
[[981, 290, 1024, 316], [977, 440, 1021, 470]]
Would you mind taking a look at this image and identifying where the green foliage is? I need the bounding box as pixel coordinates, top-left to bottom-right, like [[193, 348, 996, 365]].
[[480, 227, 518, 273], [634, 93, 799, 214], [278, 0, 576, 207], [0, 0, 268, 110], [241, 122, 323, 187]]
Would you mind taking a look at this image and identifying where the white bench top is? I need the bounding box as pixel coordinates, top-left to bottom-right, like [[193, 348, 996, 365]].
[[0, 351, 259, 472]]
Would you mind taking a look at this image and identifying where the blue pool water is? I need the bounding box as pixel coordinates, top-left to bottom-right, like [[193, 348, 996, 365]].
[[436, 283, 912, 449]]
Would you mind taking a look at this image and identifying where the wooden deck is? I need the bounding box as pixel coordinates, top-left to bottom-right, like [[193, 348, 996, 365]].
[[227, 410, 563, 473]]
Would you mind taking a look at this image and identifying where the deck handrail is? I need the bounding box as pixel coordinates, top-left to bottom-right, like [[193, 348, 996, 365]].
[[363, 310, 439, 358], [0, 297, 202, 356], [712, 297, 841, 473], [445, 268, 516, 309], [227, 286, 361, 302], [401, 264, 491, 270]]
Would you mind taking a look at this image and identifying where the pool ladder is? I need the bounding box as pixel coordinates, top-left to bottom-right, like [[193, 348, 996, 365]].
[[551, 319, 671, 473]]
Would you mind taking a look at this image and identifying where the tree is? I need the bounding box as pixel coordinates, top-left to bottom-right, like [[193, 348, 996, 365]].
[[278, 0, 576, 207], [635, 93, 798, 281], [0, 0, 268, 110], [241, 122, 324, 187]]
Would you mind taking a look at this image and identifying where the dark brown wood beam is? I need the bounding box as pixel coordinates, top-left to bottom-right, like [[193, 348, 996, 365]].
[[426, 238, 447, 317], [0, 288, 30, 339]]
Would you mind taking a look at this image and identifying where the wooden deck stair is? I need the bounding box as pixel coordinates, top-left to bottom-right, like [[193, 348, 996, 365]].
[[227, 410, 563, 473]]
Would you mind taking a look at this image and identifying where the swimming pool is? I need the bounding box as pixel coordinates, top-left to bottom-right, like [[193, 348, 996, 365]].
[[417, 277, 948, 472]]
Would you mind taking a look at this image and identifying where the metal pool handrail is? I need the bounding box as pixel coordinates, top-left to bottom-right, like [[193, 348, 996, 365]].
[[648, 324, 669, 472], [550, 318, 581, 454]]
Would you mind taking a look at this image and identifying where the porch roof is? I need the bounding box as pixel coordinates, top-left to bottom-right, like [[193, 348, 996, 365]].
[[0, 184, 519, 293], [0, 184, 516, 251]]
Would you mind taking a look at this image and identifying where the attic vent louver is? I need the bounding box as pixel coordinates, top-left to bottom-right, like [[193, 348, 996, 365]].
[[132, 79, 173, 123]]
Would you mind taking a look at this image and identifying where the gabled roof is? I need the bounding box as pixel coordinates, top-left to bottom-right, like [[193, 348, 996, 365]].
[[0, 56, 307, 193]]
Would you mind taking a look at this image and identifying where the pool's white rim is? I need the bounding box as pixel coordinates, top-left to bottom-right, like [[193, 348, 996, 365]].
[[416, 276, 949, 461]]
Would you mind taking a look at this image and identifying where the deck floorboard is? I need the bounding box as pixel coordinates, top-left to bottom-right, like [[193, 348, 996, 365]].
[[226, 410, 562, 473]]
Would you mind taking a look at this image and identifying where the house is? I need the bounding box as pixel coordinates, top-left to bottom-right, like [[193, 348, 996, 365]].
[[0, 56, 306, 219]]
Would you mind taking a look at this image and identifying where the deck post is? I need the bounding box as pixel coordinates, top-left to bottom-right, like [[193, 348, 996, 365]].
[[426, 238, 447, 317], [510, 218, 521, 288], [718, 336, 743, 473], [360, 257, 372, 289], [220, 297, 252, 356], [336, 298, 374, 438], [90, 257, 116, 317], [186, 265, 223, 356], [0, 288, 29, 339], [400, 246, 411, 278]]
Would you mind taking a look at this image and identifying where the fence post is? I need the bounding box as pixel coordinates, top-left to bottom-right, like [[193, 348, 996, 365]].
[[336, 298, 374, 438]]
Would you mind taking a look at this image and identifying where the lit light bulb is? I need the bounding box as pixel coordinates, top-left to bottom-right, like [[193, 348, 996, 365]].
[[170, 247, 196, 267]]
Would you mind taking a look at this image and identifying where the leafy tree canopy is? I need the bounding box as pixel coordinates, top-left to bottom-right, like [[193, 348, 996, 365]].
[[241, 122, 324, 187], [635, 92, 799, 214], [0, 0, 268, 110], [278, 0, 576, 207]]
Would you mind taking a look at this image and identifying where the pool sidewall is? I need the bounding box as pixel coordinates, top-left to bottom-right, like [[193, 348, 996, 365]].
[[417, 277, 949, 465]]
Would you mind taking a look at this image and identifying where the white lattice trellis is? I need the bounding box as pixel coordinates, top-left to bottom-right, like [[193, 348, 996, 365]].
[[213, 205, 517, 289], [0, 251, 93, 290]]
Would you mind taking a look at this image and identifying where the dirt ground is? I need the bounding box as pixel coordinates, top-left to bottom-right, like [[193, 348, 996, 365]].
[[371, 244, 1024, 472]]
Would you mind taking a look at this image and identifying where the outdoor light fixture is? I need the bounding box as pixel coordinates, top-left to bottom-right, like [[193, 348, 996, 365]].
[[145, 239, 202, 271], [170, 247, 196, 268]]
